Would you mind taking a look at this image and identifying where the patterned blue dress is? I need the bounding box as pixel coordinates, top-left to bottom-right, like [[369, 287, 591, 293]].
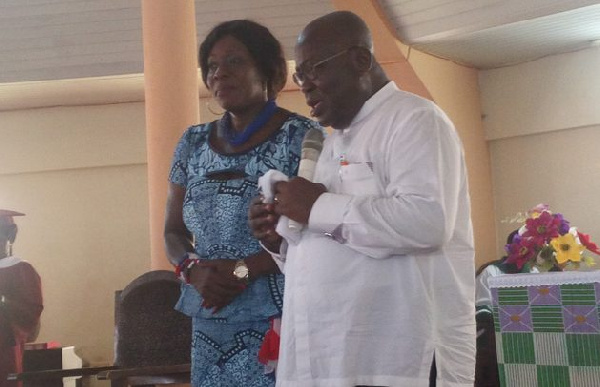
[[169, 114, 321, 387]]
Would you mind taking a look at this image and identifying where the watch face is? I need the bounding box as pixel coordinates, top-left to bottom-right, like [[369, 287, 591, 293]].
[[234, 265, 248, 279]]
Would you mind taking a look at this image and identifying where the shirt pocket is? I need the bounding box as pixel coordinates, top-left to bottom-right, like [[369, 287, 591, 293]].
[[339, 162, 380, 195]]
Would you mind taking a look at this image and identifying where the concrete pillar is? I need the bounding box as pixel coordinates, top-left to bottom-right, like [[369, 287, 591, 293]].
[[141, 0, 200, 270]]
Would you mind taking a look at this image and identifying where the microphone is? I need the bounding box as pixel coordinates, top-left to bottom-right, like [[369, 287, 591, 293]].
[[288, 128, 324, 231]]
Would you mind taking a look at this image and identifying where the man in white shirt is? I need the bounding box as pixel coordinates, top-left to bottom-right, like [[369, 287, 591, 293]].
[[249, 11, 475, 387]]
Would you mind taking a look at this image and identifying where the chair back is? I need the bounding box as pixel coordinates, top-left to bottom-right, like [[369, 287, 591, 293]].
[[113, 270, 191, 368]]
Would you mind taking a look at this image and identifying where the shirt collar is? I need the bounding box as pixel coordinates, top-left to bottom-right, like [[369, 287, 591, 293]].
[[0, 256, 22, 268], [348, 81, 398, 128]]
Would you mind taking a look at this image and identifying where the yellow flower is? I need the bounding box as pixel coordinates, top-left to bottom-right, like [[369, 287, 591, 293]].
[[550, 234, 584, 264], [583, 256, 597, 266]]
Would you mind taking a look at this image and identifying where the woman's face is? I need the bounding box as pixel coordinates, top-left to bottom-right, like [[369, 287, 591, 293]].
[[205, 35, 267, 113]]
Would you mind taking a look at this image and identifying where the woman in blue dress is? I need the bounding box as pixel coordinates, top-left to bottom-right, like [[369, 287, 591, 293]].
[[164, 20, 320, 387]]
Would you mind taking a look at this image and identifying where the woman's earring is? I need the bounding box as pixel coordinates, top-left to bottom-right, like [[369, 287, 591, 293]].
[[6, 241, 12, 257], [205, 100, 225, 116]]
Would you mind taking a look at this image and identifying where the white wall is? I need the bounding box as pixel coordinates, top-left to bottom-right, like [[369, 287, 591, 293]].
[[0, 99, 151, 373], [480, 45, 600, 257]]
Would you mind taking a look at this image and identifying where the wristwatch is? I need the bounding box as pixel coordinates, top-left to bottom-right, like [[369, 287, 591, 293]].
[[232, 259, 249, 283]]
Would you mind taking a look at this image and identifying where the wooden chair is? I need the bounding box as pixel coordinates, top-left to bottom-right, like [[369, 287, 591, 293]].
[[98, 270, 191, 386], [9, 270, 191, 387]]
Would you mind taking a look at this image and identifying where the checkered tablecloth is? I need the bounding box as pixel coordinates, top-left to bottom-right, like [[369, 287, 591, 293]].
[[490, 271, 600, 387]]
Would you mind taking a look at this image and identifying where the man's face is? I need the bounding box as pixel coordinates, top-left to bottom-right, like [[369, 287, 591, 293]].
[[0, 225, 9, 247], [0, 221, 16, 244], [294, 41, 360, 129]]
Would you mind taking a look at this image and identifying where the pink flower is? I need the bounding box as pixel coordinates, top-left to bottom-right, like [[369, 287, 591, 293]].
[[523, 211, 561, 246], [505, 237, 538, 270], [527, 203, 550, 218]]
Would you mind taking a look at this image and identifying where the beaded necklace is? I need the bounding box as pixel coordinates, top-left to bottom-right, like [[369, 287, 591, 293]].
[[219, 100, 277, 146]]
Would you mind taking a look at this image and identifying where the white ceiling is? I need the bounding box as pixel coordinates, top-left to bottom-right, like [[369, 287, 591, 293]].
[[0, 0, 599, 84], [379, 0, 600, 69]]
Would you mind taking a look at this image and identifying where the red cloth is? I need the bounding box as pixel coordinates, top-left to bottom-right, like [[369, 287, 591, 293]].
[[0, 259, 43, 387], [258, 318, 280, 365]]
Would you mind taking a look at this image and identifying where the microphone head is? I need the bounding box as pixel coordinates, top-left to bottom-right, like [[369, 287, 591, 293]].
[[301, 128, 324, 153], [298, 128, 324, 180]]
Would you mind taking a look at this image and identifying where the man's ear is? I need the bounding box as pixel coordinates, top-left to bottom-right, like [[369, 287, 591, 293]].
[[351, 47, 374, 74]]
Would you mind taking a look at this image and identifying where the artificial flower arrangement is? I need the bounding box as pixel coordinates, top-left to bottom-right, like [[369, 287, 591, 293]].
[[504, 204, 600, 272]]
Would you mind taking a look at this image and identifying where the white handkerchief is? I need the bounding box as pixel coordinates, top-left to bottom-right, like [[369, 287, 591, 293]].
[[258, 169, 301, 245], [258, 169, 288, 203]]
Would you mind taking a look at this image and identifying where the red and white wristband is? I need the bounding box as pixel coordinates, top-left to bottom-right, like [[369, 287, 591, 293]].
[[174, 252, 201, 283]]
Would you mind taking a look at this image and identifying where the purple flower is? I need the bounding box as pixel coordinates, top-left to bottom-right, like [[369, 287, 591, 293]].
[[554, 213, 571, 235]]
